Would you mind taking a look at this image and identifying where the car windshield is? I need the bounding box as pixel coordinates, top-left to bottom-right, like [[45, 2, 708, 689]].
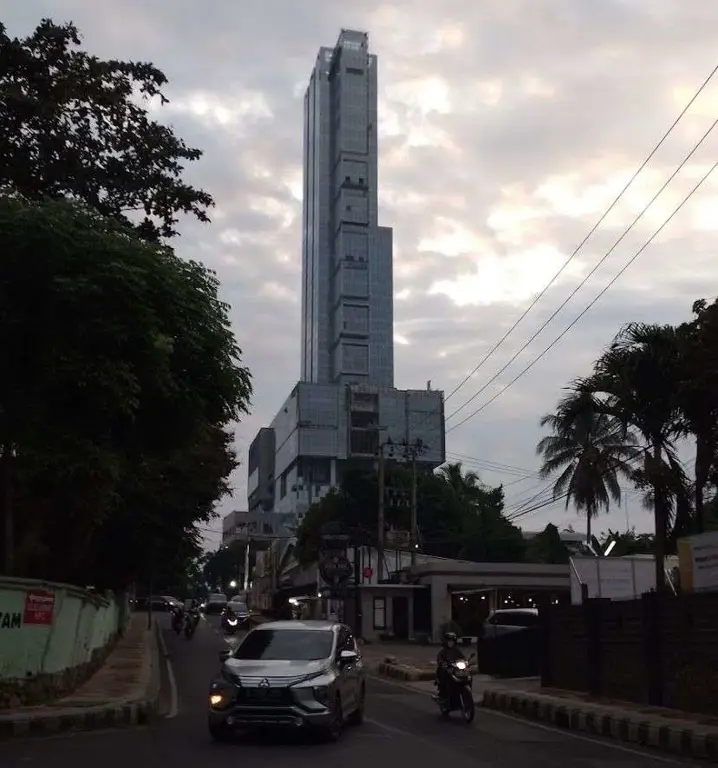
[[209, 594, 227, 602], [234, 629, 333, 661], [228, 601, 247, 613]]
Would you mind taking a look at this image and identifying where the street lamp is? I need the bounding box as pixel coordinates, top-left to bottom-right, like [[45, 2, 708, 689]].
[[229, 579, 237, 589]]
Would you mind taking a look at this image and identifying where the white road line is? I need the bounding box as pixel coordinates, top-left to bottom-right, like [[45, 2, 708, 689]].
[[369, 674, 696, 766], [157, 622, 179, 719], [364, 717, 418, 738]]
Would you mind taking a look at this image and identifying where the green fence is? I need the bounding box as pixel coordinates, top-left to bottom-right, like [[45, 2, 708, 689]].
[[0, 577, 125, 681]]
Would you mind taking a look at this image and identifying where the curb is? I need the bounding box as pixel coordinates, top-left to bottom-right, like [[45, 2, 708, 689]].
[[376, 661, 432, 682], [482, 689, 718, 762], [0, 619, 163, 741], [376, 661, 479, 682]]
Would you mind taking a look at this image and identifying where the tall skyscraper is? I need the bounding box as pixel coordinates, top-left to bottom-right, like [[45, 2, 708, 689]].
[[300, 30, 394, 389], [247, 29, 444, 547]]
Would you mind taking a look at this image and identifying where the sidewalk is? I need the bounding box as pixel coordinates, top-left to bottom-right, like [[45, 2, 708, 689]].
[[0, 613, 161, 740]]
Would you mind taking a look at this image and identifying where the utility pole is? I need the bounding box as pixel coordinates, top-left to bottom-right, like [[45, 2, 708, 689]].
[[399, 438, 427, 568], [410, 451, 418, 568], [243, 540, 251, 593], [1, 442, 14, 576], [377, 445, 386, 584]]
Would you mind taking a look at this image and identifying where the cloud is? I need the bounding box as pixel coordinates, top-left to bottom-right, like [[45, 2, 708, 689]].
[[5, 0, 716, 548]]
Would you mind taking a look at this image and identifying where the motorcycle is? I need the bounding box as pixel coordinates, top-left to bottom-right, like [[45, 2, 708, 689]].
[[184, 610, 199, 639], [171, 607, 184, 635], [433, 656, 476, 724], [221, 612, 240, 635]]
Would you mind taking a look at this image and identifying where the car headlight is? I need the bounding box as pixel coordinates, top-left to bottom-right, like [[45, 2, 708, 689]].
[[312, 685, 330, 706], [209, 681, 233, 709], [454, 660, 468, 670]]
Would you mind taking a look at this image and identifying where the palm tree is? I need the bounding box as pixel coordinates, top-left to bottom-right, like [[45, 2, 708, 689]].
[[583, 322, 683, 591], [437, 462, 481, 504], [536, 388, 638, 542]]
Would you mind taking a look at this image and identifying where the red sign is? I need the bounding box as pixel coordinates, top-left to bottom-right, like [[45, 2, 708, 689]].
[[23, 590, 56, 625], [362, 567, 373, 580]]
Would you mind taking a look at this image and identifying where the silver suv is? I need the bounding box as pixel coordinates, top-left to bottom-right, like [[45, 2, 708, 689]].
[[208, 620, 365, 742]]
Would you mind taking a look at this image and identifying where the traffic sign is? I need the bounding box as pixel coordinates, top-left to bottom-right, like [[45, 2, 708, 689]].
[[319, 554, 353, 586]]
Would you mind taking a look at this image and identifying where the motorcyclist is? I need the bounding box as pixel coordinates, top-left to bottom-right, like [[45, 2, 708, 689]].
[[436, 631, 465, 700], [171, 602, 185, 633]]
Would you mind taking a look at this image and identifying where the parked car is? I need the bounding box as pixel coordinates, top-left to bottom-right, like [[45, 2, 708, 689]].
[[133, 595, 175, 612], [208, 620, 365, 742], [204, 593, 228, 615], [482, 608, 539, 639], [478, 608, 540, 678]]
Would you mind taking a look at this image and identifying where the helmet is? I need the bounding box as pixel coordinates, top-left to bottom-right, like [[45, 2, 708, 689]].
[[443, 631, 458, 644]]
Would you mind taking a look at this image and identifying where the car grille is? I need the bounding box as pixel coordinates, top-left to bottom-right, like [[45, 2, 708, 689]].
[[235, 687, 292, 706]]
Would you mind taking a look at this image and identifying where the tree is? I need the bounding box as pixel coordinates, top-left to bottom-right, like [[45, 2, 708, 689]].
[[294, 462, 522, 566], [675, 300, 718, 534], [536, 388, 638, 541], [295, 490, 347, 567], [581, 322, 684, 592], [0, 198, 252, 584], [525, 524, 570, 564], [203, 540, 253, 594], [0, 19, 213, 240], [600, 527, 655, 557], [436, 462, 481, 503]]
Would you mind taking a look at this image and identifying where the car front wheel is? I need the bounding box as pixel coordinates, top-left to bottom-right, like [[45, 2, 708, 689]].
[[320, 698, 344, 742], [347, 688, 365, 725], [208, 719, 234, 743]]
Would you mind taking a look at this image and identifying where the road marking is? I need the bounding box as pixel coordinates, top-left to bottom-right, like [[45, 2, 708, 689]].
[[368, 674, 696, 766], [364, 717, 417, 738], [156, 623, 178, 719]]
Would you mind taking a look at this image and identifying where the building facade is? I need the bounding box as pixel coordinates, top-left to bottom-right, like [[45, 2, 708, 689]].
[[251, 382, 444, 522], [301, 29, 394, 389], [246, 29, 445, 549], [221, 509, 295, 547]]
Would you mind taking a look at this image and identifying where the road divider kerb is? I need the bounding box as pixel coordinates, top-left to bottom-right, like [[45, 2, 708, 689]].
[[481, 688, 718, 762], [376, 660, 478, 683]]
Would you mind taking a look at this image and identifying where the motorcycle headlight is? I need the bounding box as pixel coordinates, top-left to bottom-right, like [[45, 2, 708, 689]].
[[454, 660, 468, 670]]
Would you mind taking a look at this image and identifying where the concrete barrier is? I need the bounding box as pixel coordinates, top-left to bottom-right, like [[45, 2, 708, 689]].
[[0, 577, 127, 708]]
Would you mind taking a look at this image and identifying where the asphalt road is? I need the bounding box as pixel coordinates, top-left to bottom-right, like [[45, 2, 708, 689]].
[[0, 614, 702, 768]]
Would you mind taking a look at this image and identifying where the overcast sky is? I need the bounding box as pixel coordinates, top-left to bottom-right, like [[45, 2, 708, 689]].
[[7, 1, 718, 549]]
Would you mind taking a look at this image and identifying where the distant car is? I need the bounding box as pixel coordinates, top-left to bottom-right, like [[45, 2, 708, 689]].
[[204, 593, 228, 615], [208, 620, 365, 742]]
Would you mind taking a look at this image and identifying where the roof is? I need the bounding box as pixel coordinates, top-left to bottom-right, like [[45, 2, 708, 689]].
[[255, 620, 338, 631]]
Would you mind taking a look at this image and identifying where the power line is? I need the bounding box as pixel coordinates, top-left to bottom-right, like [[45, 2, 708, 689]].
[[447, 157, 718, 433], [439, 62, 718, 408], [447, 117, 718, 425], [445, 451, 538, 476]]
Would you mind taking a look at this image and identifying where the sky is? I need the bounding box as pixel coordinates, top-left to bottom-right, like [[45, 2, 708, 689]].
[[6, 1, 718, 550]]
